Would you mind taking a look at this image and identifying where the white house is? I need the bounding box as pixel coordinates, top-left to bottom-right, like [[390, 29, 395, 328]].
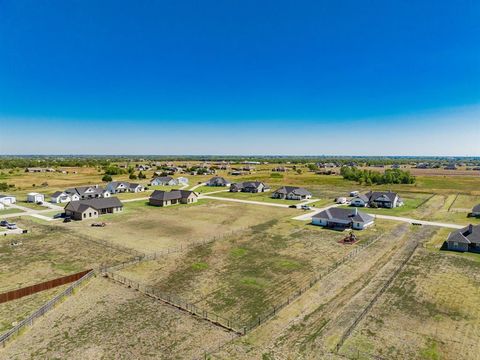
[[27, 192, 45, 203], [51, 191, 74, 204], [177, 177, 189, 185], [0, 195, 16, 205], [150, 176, 178, 186], [312, 208, 374, 230]]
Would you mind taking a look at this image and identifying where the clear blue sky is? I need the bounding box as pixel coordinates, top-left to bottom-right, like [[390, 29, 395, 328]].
[[0, 0, 479, 155]]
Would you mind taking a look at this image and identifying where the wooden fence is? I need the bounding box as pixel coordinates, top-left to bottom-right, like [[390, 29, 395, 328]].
[[0, 269, 93, 304], [0, 270, 95, 348]]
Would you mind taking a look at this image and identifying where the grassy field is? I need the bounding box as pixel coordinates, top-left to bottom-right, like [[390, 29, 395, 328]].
[[64, 199, 294, 253], [0, 277, 234, 360], [339, 247, 480, 360], [0, 284, 70, 333], [207, 190, 311, 204], [0, 217, 135, 292], [116, 218, 397, 326], [0, 208, 24, 215]]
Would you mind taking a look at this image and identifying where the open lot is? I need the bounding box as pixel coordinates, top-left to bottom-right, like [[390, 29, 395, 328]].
[[339, 246, 480, 360], [117, 218, 397, 327], [0, 285, 70, 333], [1, 277, 234, 360], [0, 217, 135, 293], [65, 199, 294, 253]]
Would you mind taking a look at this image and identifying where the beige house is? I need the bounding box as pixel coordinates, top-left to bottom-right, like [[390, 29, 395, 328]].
[[149, 190, 198, 207], [64, 197, 123, 220]]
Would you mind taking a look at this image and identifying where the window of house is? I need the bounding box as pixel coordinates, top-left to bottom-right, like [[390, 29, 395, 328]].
[[453, 242, 458, 247]]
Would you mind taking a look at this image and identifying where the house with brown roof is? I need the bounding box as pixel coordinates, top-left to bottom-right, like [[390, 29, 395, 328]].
[[149, 190, 198, 207], [64, 197, 123, 221]]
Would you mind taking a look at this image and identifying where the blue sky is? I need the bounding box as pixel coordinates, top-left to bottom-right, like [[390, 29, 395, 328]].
[[0, 0, 479, 155]]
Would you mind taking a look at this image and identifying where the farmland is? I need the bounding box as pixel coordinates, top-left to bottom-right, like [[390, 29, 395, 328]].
[[116, 219, 397, 327], [0, 159, 479, 359]]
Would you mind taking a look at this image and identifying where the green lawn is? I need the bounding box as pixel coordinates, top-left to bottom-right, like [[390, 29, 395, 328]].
[[0, 208, 25, 215], [208, 190, 309, 204], [16, 201, 47, 210]]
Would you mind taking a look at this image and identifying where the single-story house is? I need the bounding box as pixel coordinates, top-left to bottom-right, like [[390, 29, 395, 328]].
[[230, 181, 270, 193], [149, 190, 198, 207], [206, 176, 230, 187], [26, 192, 45, 203], [312, 208, 374, 230], [65, 185, 110, 200], [65, 197, 123, 220], [351, 191, 403, 208], [64, 197, 123, 221], [272, 186, 312, 200], [446, 224, 480, 253], [150, 176, 178, 186], [106, 181, 145, 194], [177, 177, 189, 185], [0, 195, 16, 205], [471, 204, 480, 217], [136, 165, 150, 171], [51, 191, 73, 204]]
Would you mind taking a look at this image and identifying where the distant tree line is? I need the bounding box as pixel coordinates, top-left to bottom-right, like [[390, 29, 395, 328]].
[[340, 167, 416, 185]]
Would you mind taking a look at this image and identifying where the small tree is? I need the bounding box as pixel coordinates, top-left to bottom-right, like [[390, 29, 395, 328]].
[[102, 174, 112, 182], [129, 173, 138, 180], [138, 171, 146, 179]]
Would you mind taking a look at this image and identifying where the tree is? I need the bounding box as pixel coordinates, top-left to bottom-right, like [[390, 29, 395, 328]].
[[0, 182, 9, 191], [102, 174, 112, 182], [129, 173, 138, 180], [138, 171, 146, 179]]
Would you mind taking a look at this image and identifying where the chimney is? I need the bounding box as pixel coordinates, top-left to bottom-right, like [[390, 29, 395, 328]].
[[467, 224, 473, 234]]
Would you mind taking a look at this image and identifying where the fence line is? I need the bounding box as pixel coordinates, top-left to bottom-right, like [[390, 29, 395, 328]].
[[0, 269, 92, 304], [0, 270, 95, 348], [241, 234, 384, 333], [101, 227, 249, 273], [335, 239, 419, 352], [105, 272, 244, 335]]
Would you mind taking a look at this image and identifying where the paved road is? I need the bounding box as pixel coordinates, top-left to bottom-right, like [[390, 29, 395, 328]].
[[200, 195, 292, 208], [371, 214, 464, 229], [293, 205, 465, 229], [292, 203, 342, 220], [189, 182, 206, 191]]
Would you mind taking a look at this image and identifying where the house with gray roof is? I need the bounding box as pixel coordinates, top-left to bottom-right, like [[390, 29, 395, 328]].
[[51, 191, 72, 204], [272, 186, 312, 200], [64, 197, 123, 220], [312, 208, 374, 230], [106, 181, 145, 194], [471, 204, 480, 217], [350, 191, 402, 208], [64, 185, 110, 200], [149, 190, 198, 207], [446, 224, 480, 253], [206, 176, 230, 187], [230, 181, 270, 193], [149, 176, 178, 186]]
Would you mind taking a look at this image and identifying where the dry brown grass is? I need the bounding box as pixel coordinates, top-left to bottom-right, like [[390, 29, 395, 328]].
[[0, 276, 234, 360]]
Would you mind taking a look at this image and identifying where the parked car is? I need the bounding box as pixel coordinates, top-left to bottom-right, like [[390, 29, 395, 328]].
[[289, 204, 298, 209], [36, 201, 43, 205], [6, 223, 17, 229], [0, 220, 8, 227], [53, 213, 63, 219], [63, 217, 71, 223], [301, 205, 312, 210], [91, 222, 106, 227]]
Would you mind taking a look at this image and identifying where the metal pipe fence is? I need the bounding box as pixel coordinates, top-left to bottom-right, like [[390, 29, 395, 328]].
[[105, 272, 244, 334], [0, 270, 95, 348]]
